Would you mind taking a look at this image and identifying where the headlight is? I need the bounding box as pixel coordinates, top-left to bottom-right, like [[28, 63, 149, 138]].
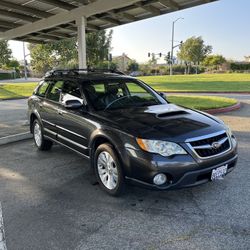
[[136, 138, 187, 157]]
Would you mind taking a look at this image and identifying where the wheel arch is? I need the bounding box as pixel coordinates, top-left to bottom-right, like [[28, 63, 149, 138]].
[[89, 131, 125, 170], [29, 111, 42, 133]]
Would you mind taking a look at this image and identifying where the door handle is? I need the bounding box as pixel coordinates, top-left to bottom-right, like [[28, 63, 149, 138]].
[[57, 109, 64, 115]]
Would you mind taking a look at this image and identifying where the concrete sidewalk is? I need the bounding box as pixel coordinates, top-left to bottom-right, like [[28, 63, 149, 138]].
[[0, 78, 41, 85], [167, 92, 250, 100]]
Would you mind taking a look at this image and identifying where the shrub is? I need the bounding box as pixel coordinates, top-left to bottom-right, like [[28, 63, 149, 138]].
[[230, 63, 250, 71], [0, 72, 15, 80]]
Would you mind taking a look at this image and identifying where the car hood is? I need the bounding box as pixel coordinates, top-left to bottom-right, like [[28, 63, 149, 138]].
[[94, 104, 225, 142]]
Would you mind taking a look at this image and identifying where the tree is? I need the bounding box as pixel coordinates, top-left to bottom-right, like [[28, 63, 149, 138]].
[[29, 30, 113, 74], [0, 41, 12, 67], [139, 63, 151, 75], [96, 61, 117, 70], [49, 38, 78, 67], [177, 36, 212, 74], [203, 54, 226, 71], [29, 38, 78, 73], [86, 30, 113, 67], [6, 59, 20, 69], [29, 43, 58, 74], [148, 53, 158, 66], [127, 60, 139, 72]]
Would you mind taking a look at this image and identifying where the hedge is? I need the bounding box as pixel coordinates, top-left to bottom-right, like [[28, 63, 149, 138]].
[[230, 63, 250, 71], [0, 72, 15, 80]]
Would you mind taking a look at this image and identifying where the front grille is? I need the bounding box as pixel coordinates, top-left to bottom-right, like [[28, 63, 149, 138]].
[[188, 132, 231, 158]]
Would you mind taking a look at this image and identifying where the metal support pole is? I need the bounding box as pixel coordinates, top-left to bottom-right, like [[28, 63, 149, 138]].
[[170, 18, 183, 76], [76, 16, 87, 69], [23, 42, 27, 80], [170, 21, 174, 76]]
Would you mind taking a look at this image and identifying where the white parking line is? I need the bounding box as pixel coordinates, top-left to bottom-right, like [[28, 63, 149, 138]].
[[0, 203, 7, 250]]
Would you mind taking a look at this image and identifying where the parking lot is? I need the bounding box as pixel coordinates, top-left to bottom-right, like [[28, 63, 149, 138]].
[[0, 97, 250, 250], [0, 99, 28, 137]]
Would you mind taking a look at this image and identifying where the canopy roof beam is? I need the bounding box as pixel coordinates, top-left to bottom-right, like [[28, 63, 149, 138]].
[[0, 27, 8, 32], [0, 0, 139, 40], [0, 0, 52, 18], [136, 3, 161, 15], [36, 0, 76, 10], [0, 9, 39, 22], [0, 20, 19, 29], [158, 0, 180, 10]]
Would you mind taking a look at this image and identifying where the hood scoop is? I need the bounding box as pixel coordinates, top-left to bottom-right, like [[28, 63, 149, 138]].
[[156, 110, 188, 118]]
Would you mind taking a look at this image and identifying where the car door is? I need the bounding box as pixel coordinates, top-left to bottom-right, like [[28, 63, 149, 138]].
[[55, 80, 90, 157], [40, 79, 64, 139]]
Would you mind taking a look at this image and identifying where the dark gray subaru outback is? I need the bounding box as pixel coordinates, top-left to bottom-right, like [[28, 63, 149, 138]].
[[28, 69, 238, 196]]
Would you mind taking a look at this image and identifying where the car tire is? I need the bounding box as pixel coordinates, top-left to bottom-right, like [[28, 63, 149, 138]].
[[32, 119, 53, 151], [94, 143, 125, 196]]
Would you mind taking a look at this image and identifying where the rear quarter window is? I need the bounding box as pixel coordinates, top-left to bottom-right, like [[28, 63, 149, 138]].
[[36, 81, 50, 97]]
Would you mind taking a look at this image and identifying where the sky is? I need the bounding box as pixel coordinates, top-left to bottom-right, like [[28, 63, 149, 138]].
[[9, 0, 250, 63]]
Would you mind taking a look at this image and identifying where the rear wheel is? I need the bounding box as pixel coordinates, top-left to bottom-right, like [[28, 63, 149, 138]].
[[94, 143, 125, 196], [32, 119, 53, 151]]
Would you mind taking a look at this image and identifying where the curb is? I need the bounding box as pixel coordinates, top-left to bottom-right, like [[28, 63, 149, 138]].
[[204, 102, 241, 114], [0, 97, 28, 101], [0, 132, 32, 146], [164, 91, 250, 94]]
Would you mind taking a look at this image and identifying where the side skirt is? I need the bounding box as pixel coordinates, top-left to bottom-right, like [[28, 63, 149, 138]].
[[44, 135, 90, 160]]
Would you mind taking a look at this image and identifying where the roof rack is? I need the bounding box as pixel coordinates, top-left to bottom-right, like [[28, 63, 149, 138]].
[[44, 69, 83, 77], [87, 68, 126, 75], [45, 68, 126, 77]]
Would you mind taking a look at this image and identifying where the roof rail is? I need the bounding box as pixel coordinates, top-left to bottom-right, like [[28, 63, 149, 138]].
[[44, 69, 84, 77], [45, 68, 125, 77], [86, 68, 126, 75]]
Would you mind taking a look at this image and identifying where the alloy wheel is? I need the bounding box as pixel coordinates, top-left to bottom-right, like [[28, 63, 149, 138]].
[[97, 151, 118, 190], [34, 122, 42, 147]]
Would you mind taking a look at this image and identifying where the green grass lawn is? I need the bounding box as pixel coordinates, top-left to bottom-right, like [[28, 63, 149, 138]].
[[168, 95, 237, 110], [0, 82, 37, 99], [139, 73, 250, 92]]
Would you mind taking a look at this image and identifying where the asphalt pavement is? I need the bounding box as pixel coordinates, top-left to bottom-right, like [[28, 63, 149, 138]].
[[0, 95, 250, 250], [0, 99, 28, 137]]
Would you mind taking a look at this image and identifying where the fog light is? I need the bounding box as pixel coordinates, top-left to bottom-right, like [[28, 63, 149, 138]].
[[153, 173, 167, 185]]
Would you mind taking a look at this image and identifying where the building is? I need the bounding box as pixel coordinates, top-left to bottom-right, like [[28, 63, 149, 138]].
[[113, 53, 133, 72], [244, 56, 250, 63]]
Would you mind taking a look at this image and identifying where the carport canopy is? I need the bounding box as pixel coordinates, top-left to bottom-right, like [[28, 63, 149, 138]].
[[0, 0, 217, 68]]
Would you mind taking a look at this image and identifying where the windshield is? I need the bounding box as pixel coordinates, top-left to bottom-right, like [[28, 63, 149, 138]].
[[82, 79, 165, 111]]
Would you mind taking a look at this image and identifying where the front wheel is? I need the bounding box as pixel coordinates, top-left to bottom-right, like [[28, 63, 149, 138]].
[[94, 143, 125, 196], [32, 119, 53, 151]]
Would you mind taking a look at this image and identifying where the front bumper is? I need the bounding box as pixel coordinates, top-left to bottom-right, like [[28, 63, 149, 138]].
[[125, 154, 238, 190]]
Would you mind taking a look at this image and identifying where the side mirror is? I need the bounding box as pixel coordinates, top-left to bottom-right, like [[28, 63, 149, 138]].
[[64, 99, 83, 109]]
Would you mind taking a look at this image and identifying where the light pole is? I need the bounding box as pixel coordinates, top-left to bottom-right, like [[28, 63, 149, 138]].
[[23, 42, 28, 80], [170, 17, 184, 75]]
